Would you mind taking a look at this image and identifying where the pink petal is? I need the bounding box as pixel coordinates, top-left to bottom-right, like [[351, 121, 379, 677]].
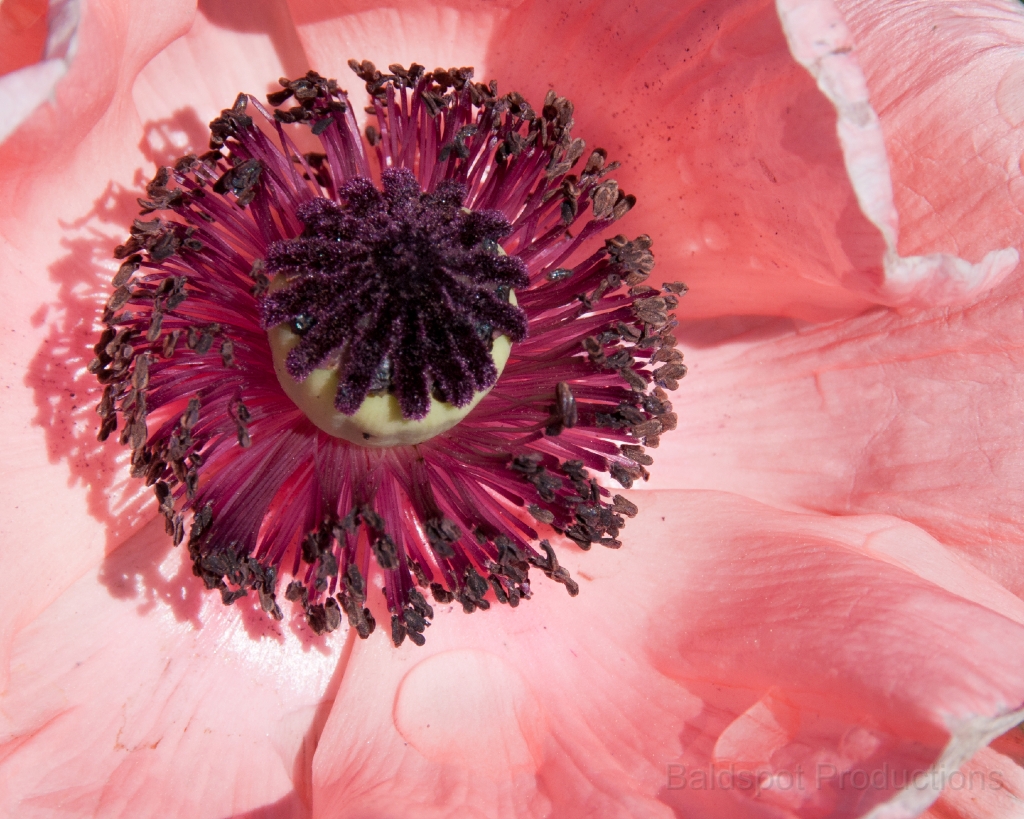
[[0, 0, 191, 693], [0, 0, 80, 142], [0, 0, 194, 204], [655, 271, 1024, 600], [0, 518, 343, 819], [0, 0, 48, 77], [837, 0, 1024, 291], [310, 491, 1024, 819], [778, 0, 1021, 309], [488, 0, 1019, 316], [518, 0, 1024, 314], [131, 0, 309, 149], [283, 0, 521, 87]]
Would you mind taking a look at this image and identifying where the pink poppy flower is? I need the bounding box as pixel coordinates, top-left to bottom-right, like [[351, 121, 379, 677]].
[[3, 0, 1024, 817]]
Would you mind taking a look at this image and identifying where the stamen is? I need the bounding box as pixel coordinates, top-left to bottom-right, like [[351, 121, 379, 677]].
[[93, 64, 685, 645]]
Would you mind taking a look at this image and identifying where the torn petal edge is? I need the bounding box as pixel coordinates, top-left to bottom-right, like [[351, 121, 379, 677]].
[[865, 707, 1024, 819], [776, 0, 1019, 311], [0, 0, 81, 143]]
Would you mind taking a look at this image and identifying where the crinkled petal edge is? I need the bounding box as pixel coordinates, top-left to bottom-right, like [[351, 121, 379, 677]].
[[866, 708, 1024, 819], [776, 0, 1019, 310]]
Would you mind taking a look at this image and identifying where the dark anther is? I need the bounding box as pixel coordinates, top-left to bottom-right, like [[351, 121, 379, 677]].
[[390, 614, 408, 646], [267, 86, 293, 107], [651, 346, 683, 364], [545, 381, 577, 436], [181, 397, 200, 430], [307, 598, 342, 635], [620, 444, 654, 466], [301, 527, 328, 563], [609, 461, 647, 489], [425, 517, 460, 558], [145, 305, 164, 342], [631, 418, 663, 439], [606, 234, 655, 285], [529, 540, 579, 597], [113, 255, 142, 288], [208, 93, 253, 149], [460, 565, 491, 613], [285, 581, 308, 603], [430, 582, 455, 604], [231, 398, 252, 448], [653, 363, 687, 391], [213, 158, 263, 207], [337, 567, 376, 639], [510, 453, 543, 475], [130, 353, 152, 389], [591, 180, 621, 220], [612, 495, 639, 518], [220, 338, 235, 367], [311, 118, 333, 136], [633, 296, 669, 328], [619, 367, 647, 392], [161, 329, 181, 358], [371, 533, 399, 570], [528, 504, 555, 525], [154, 481, 174, 515]]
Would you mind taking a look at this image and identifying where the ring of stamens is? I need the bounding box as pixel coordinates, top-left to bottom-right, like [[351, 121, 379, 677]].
[[91, 63, 686, 646]]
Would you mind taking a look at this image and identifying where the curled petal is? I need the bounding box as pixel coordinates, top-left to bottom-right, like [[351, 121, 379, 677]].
[[779, 0, 1022, 309]]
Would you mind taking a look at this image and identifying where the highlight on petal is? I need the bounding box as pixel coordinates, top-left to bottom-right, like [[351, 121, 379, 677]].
[[778, 0, 1021, 309], [0, 0, 79, 142], [309, 491, 1024, 819], [0, 516, 342, 819], [657, 272, 1024, 600]]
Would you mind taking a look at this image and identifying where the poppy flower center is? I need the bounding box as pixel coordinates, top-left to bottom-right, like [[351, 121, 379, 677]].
[[262, 170, 528, 446], [91, 63, 686, 646]]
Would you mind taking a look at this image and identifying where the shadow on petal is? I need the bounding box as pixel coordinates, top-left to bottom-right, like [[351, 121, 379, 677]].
[[25, 178, 153, 550], [24, 116, 335, 648]]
